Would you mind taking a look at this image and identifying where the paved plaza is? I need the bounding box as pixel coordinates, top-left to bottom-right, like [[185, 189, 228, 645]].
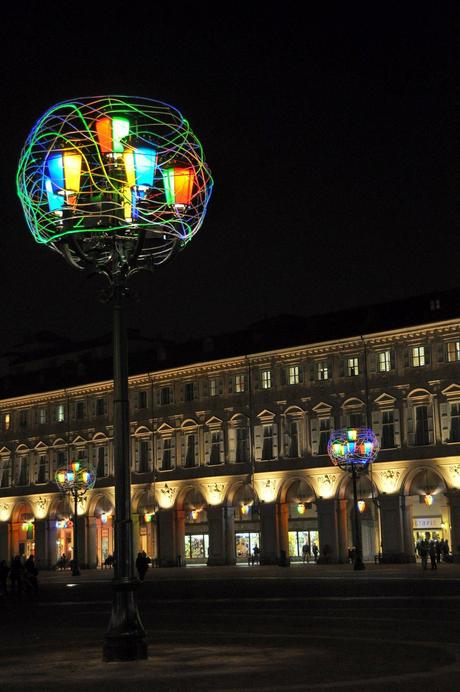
[[1, 562, 460, 691]]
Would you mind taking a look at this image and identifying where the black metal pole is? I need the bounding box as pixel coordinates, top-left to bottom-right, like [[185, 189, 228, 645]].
[[72, 489, 80, 576], [351, 462, 365, 571], [103, 280, 147, 661]]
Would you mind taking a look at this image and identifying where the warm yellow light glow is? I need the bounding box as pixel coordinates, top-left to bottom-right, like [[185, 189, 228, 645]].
[[296, 503, 306, 515], [424, 494, 434, 506], [357, 500, 366, 513]]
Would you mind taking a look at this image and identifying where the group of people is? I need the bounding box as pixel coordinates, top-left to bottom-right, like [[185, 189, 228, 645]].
[[0, 555, 39, 596], [302, 542, 319, 563], [416, 533, 449, 570]]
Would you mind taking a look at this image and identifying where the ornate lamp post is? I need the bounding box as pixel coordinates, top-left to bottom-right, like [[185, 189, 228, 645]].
[[17, 96, 213, 661], [327, 427, 379, 570], [55, 460, 96, 576]]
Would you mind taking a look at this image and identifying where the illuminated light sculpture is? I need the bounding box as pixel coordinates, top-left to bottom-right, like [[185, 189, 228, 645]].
[[55, 460, 95, 577], [328, 428, 379, 570], [296, 503, 306, 515], [17, 95, 212, 663], [357, 500, 366, 513], [240, 500, 253, 516]]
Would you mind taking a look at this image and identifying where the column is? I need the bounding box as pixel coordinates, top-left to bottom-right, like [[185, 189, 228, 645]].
[[207, 505, 236, 566], [34, 519, 50, 569], [176, 509, 185, 566], [0, 522, 10, 562], [87, 517, 98, 568], [336, 499, 349, 563], [260, 502, 279, 565], [278, 502, 289, 558], [379, 494, 413, 563], [316, 498, 340, 563], [224, 506, 236, 565], [77, 515, 87, 568], [446, 490, 460, 562], [157, 508, 181, 567], [47, 519, 58, 568]]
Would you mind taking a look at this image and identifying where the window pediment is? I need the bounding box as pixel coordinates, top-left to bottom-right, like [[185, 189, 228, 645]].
[[312, 402, 332, 415], [342, 397, 365, 411], [257, 409, 275, 422], [374, 393, 396, 407], [442, 384, 460, 399], [157, 422, 175, 435], [205, 416, 223, 428], [34, 441, 48, 451]]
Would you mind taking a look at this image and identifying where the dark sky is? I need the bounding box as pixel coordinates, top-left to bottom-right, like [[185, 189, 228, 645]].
[[1, 3, 459, 353]]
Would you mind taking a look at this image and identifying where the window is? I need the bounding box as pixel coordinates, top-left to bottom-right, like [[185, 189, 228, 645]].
[[139, 440, 150, 473], [261, 369, 272, 389], [412, 346, 425, 367], [209, 379, 218, 397], [185, 434, 196, 467], [378, 351, 391, 373], [76, 401, 85, 420], [317, 361, 329, 381], [162, 438, 172, 470], [17, 457, 29, 486], [3, 413, 10, 431], [288, 366, 300, 385], [447, 341, 460, 363], [95, 398, 106, 416], [57, 451, 66, 467], [96, 446, 106, 477], [37, 455, 48, 483], [261, 425, 274, 460], [288, 420, 299, 458], [38, 408, 47, 425], [236, 427, 249, 462], [235, 374, 246, 393], [138, 390, 147, 409], [318, 418, 331, 455], [19, 410, 28, 428], [209, 431, 222, 465], [349, 412, 364, 428], [160, 387, 171, 405], [56, 404, 65, 422], [415, 405, 429, 446], [0, 459, 10, 488], [450, 403, 460, 443], [381, 410, 395, 448], [184, 383, 195, 402], [347, 357, 359, 377]]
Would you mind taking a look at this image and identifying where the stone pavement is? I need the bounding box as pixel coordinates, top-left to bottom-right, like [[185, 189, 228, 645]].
[[1, 561, 460, 691]]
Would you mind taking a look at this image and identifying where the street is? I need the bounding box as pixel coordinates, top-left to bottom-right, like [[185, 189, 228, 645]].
[[1, 563, 460, 691]]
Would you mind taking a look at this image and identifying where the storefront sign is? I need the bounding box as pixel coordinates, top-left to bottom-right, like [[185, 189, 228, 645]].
[[413, 516, 442, 529]]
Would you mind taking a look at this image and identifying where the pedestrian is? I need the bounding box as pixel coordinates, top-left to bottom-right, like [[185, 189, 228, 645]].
[[24, 555, 39, 594], [302, 543, 311, 563], [429, 540, 437, 571], [252, 545, 260, 565], [0, 559, 9, 595], [435, 540, 441, 564], [135, 551, 149, 581], [10, 555, 23, 595], [312, 543, 319, 562]]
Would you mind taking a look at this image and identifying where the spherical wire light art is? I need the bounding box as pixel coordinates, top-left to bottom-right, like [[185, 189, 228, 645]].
[[327, 427, 380, 473], [16, 95, 213, 279]]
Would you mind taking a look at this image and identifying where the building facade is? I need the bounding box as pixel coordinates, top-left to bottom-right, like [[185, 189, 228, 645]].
[[1, 315, 460, 568]]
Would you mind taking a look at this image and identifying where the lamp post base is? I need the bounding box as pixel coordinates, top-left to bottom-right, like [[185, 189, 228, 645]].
[[102, 578, 148, 662]]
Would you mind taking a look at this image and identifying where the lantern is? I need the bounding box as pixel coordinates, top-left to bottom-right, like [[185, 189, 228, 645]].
[[95, 116, 130, 154], [357, 500, 366, 513], [162, 166, 195, 206], [424, 494, 434, 506]]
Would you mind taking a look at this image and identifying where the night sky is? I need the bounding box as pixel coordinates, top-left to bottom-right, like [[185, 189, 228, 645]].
[[1, 3, 459, 354]]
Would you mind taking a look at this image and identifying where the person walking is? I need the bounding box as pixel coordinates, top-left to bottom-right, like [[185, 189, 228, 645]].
[[25, 555, 39, 594], [429, 540, 438, 570], [312, 543, 319, 562], [135, 551, 149, 581], [0, 560, 9, 595], [302, 543, 311, 563], [10, 556, 23, 595]]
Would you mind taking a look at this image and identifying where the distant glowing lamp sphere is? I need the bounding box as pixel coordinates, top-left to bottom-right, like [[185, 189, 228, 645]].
[[17, 96, 213, 273], [327, 427, 379, 472]]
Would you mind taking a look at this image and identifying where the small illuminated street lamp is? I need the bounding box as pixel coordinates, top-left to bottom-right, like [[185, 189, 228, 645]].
[[328, 427, 379, 570], [17, 96, 213, 661], [55, 460, 96, 576]]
